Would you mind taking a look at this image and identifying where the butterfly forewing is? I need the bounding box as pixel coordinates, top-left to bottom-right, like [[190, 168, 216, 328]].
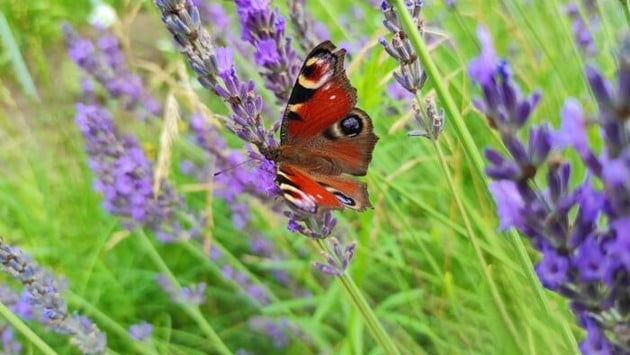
[[281, 41, 356, 145]]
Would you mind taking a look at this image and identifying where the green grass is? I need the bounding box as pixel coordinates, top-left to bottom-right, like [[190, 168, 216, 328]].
[[0, 0, 627, 354]]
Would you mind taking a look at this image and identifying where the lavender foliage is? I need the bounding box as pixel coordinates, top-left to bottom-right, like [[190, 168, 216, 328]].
[[0, 238, 107, 354], [470, 25, 630, 352]]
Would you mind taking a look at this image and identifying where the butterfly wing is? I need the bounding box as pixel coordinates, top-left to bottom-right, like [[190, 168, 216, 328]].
[[277, 165, 372, 213], [280, 41, 378, 176]]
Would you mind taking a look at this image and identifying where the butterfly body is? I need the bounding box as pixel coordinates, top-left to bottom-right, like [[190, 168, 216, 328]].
[[261, 41, 378, 214]]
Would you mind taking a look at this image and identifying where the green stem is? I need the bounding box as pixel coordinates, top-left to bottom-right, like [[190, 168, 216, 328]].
[[316, 240, 401, 355], [392, 1, 579, 351], [137, 231, 232, 355], [66, 291, 156, 355], [621, 0, 630, 26], [508, 230, 579, 352], [0, 301, 57, 355]]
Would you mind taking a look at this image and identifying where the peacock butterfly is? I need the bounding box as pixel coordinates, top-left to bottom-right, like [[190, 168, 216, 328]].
[[260, 41, 379, 214]]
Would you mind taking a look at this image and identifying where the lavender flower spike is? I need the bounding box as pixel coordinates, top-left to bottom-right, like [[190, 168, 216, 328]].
[[154, 0, 277, 151], [75, 103, 201, 242], [129, 321, 153, 341], [380, 0, 445, 140], [475, 26, 630, 352], [63, 24, 161, 119], [313, 238, 357, 276], [235, 0, 301, 102], [0, 237, 107, 354]]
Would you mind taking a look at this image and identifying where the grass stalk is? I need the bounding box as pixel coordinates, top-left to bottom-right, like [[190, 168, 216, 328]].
[[136, 231, 232, 355], [315, 239, 402, 355], [0, 301, 57, 355]]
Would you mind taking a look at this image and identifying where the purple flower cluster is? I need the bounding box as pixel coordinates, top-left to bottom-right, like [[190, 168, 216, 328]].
[[565, 1, 598, 55], [234, 0, 301, 102], [470, 25, 630, 353], [63, 24, 161, 119], [379, 0, 445, 139], [287, 0, 330, 52], [248, 316, 301, 349], [380, 0, 426, 94], [187, 112, 278, 225], [285, 210, 337, 239], [155, 0, 278, 152], [312, 238, 357, 276], [221, 265, 271, 305], [128, 321, 153, 341], [0, 237, 106, 354], [75, 103, 202, 242], [1, 325, 21, 354], [155, 274, 207, 305]]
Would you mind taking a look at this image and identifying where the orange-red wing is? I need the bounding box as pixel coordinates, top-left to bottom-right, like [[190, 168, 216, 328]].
[[281, 41, 356, 145], [276, 165, 371, 213]]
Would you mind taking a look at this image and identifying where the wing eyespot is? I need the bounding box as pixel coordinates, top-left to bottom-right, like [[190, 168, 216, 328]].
[[322, 114, 365, 140], [339, 115, 363, 137]]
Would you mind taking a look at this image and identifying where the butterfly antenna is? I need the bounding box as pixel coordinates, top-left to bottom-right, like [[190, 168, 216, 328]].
[[213, 157, 256, 177]]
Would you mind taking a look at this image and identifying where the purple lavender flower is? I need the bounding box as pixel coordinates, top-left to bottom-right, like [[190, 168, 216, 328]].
[[473, 26, 630, 352], [0, 238, 107, 354], [1, 326, 22, 354], [63, 24, 162, 119], [284, 210, 337, 239], [234, 0, 301, 102], [193, 1, 231, 31], [380, 1, 427, 94], [380, 0, 445, 140], [155, 274, 207, 306], [187, 112, 279, 223], [129, 321, 153, 341], [313, 238, 357, 276], [75, 102, 202, 242], [565, 1, 598, 55], [387, 82, 414, 101], [248, 316, 300, 349], [221, 265, 271, 305], [287, 0, 328, 51]]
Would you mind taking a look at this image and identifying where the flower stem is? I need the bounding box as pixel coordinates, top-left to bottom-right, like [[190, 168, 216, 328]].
[[137, 231, 232, 355], [392, 1, 579, 351], [0, 301, 57, 355], [315, 239, 402, 355], [66, 290, 156, 355]]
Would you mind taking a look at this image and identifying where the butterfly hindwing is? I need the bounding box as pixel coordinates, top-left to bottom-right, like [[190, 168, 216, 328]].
[[277, 165, 372, 213]]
